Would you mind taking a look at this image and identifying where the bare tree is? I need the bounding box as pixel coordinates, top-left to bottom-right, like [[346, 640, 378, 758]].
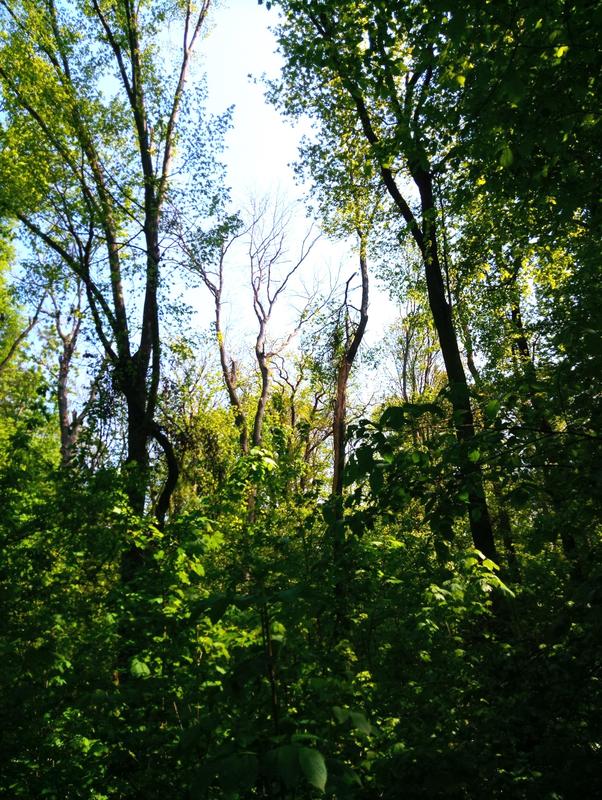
[[190, 227, 252, 452], [182, 197, 321, 454], [247, 197, 320, 447]]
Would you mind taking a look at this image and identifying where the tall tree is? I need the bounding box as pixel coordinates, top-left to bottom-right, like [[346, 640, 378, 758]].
[[267, 0, 497, 558], [0, 0, 212, 521]]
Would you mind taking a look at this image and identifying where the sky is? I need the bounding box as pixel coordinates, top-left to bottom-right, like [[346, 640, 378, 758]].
[[202, 0, 305, 202], [187, 0, 397, 361]]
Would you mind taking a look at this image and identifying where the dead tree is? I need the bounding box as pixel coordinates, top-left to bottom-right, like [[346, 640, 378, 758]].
[[186, 197, 320, 454], [247, 197, 320, 447]]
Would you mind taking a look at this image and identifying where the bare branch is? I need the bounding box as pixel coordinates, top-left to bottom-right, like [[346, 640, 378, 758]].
[[0, 290, 47, 375]]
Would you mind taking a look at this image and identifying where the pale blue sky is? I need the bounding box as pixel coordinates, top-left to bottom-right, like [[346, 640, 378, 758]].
[[187, 0, 397, 374], [202, 0, 306, 203]]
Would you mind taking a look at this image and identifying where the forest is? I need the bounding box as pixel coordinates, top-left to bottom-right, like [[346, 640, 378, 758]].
[[0, 0, 601, 797]]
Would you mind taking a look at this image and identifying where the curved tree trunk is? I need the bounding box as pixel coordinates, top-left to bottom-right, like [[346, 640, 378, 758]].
[[413, 167, 496, 561]]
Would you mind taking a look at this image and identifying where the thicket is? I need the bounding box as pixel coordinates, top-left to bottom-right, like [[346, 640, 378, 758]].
[[0, 1, 600, 797]]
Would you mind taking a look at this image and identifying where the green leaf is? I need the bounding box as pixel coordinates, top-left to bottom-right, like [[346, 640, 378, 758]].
[[327, 759, 362, 789], [271, 745, 300, 789], [349, 711, 372, 735], [274, 586, 303, 604], [484, 399, 500, 420], [333, 706, 371, 734], [130, 658, 151, 678], [380, 402, 442, 430], [298, 747, 327, 792], [196, 593, 231, 623], [499, 145, 514, 168]]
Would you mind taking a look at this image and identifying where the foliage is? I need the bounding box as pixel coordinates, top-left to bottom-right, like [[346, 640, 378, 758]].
[[0, 1, 600, 799]]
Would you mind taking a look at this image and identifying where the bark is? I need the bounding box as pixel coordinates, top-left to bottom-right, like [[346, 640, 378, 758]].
[[330, 233, 369, 630], [400, 326, 413, 402], [152, 423, 180, 528], [252, 320, 270, 448], [51, 285, 82, 465], [412, 166, 496, 561], [57, 333, 80, 465], [459, 317, 482, 387], [332, 234, 369, 496], [216, 298, 249, 453], [123, 382, 151, 515]]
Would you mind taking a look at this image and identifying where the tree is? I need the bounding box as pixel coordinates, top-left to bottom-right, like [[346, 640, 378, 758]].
[[0, 282, 45, 376], [267, 0, 497, 559], [0, 238, 52, 462], [0, 0, 212, 521], [180, 196, 320, 454], [1, 2, 601, 797]]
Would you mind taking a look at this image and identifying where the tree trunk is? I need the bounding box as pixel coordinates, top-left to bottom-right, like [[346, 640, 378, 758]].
[[252, 345, 270, 448], [347, 87, 497, 560], [330, 234, 369, 627], [58, 348, 80, 466], [413, 168, 496, 561], [332, 360, 351, 497], [122, 376, 150, 515], [216, 300, 249, 453]]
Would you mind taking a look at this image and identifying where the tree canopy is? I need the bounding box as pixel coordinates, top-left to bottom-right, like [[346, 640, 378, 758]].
[[0, 1, 600, 798]]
